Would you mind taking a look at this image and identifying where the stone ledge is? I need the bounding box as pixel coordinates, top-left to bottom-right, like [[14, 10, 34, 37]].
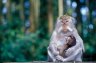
[[3, 61, 96, 63]]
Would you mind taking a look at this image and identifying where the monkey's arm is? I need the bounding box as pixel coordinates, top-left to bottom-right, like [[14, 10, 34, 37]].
[[59, 44, 68, 56], [63, 47, 82, 61], [48, 43, 66, 62], [48, 31, 65, 61]]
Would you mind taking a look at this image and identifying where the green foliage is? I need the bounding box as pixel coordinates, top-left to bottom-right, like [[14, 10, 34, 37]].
[[0, 19, 49, 62]]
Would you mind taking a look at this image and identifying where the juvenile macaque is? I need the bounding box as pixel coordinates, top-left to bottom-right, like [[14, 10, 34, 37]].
[[59, 35, 76, 57]]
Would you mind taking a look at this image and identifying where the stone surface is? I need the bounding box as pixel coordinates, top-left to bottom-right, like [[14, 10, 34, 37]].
[[3, 61, 96, 63]]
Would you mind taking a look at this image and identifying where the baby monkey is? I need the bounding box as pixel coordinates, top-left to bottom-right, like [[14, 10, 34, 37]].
[[59, 35, 76, 57]]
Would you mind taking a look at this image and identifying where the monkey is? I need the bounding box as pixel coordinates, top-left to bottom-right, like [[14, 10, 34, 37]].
[[47, 15, 84, 62], [58, 35, 76, 57]]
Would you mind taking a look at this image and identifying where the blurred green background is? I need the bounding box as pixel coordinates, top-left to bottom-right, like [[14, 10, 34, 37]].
[[0, 0, 96, 62]]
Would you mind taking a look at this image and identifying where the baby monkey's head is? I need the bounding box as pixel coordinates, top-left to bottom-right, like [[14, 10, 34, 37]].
[[66, 35, 76, 48]]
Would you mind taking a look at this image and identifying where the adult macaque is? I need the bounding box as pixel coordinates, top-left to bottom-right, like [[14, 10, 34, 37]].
[[47, 15, 84, 62]]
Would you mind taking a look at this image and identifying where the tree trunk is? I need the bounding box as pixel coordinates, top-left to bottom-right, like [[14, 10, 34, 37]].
[[29, 0, 35, 32], [20, 0, 24, 21], [20, 0, 25, 33], [48, 0, 54, 34], [58, 0, 63, 17], [34, 0, 40, 30], [6, 0, 11, 21], [29, 0, 40, 32]]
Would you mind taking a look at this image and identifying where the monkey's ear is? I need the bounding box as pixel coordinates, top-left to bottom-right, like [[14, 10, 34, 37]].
[[71, 17, 77, 25]]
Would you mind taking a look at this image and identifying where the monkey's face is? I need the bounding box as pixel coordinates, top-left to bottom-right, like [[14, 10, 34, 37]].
[[60, 16, 71, 27], [66, 35, 76, 48]]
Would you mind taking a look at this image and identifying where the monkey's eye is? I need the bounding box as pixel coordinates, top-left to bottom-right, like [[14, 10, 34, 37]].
[[61, 21, 64, 23]]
